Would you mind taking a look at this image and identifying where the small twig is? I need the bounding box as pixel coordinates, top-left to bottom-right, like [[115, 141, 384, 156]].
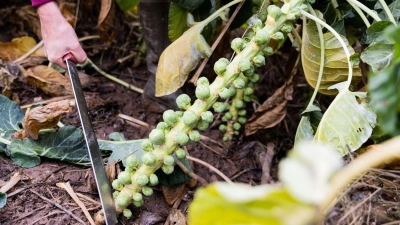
[[189, 0, 245, 84], [30, 189, 87, 225], [74, 0, 80, 29], [174, 158, 208, 186], [21, 95, 75, 109], [7, 181, 83, 197], [76, 193, 101, 206], [57, 182, 96, 225], [117, 113, 149, 127], [186, 156, 233, 184], [13, 40, 44, 63], [229, 168, 252, 181], [0, 172, 21, 193], [117, 52, 137, 64]]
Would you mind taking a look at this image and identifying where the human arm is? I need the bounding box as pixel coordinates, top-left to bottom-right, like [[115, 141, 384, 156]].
[[35, 1, 87, 68]]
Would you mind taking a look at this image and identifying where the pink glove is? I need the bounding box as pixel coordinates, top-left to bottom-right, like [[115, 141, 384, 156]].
[[37, 1, 87, 69]]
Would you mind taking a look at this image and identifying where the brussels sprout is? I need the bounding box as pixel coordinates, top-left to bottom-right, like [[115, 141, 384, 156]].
[[238, 109, 247, 116], [231, 38, 244, 53], [252, 7, 259, 14], [162, 165, 175, 174], [243, 65, 255, 77], [219, 88, 231, 99], [221, 116, 228, 122], [250, 73, 260, 83], [281, 24, 292, 33], [113, 191, 120, 199], [238, 117, 247, 124], [258, 13, 267, 22], [247, 30, 255, 38], [254, 29, 270, 45], [183, 110, 199, 127], [244, 95, 253, 102], [175, 148, 186, 159], [116, 193, 130, 208], [125, 165, 136, 173], [238, 58, 252, 72], [149, 129, 165, 145], [156, 122, 170, 131], [244, 87, 254, 96], [142, 152, 157, 166], [123, 209, 133, 219], [141, 139, 154, 152], [252, 55, 265, 67], [135, 174, 149, 186], [224, 112, 233, 120], [234, 131, 240, 135], [223, 136, 229, 142], [213, 102, 227, 113], [247, 81, 255, 88], [262, 46, 274, 55], [133, 199, 144, 207], [189, 130, 201, 142], [142, 186, 154, 196], [176, 94, 191, 110], [272, 32, 284, 42], [197, 120, 210, 131], [234, 99, 245, 109], [163, 155, 175, 166], [228, 86, 237, 97], [214, 58, 230, 75], [197, 77, 210, 86], [281, 3, 291, 14], [117, 171, 132, 185], [175, 111, 184, 118], [149, 174, 159, 186], [252, 19, 263, 32], [201, 111, 214, 123], [112, 179, 123, 190], [176, 131, 190, 145], [133, 192, 143, 202], [299, 3, 309, 11], [163, 110, 178, 126], [196, 85, 211, 100], [233, 77, 246, 89], [126, 155, 140, 169], [219, 124, 227, 132], [267, 5, 282, 19], [233, 122, 241, 131]]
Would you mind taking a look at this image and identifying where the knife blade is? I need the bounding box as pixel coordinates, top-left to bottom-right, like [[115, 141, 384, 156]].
[[64, 53, 117, 225]]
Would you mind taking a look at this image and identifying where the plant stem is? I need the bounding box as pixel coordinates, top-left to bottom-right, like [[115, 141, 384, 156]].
[[300, 10, 353, 89], [349, 2, 371, 27], [0, 136, 11, 145], [13, 40, 44, 63], [346, 0, 382, 22], [378, 0, 396, 25]]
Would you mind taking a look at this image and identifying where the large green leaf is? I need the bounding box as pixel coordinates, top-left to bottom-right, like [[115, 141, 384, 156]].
[[313, 82, 377, 156], [294, 105, 323, 144], [0, 95, 24, 136], [0, 192, 6, 209], [360, 43, 394, 71], [168, 2, 190, 42], [363, 21, 394, 45], [378, 0, 400, 22], [312, 0, 352, 34], [302, 17, 362, 95]]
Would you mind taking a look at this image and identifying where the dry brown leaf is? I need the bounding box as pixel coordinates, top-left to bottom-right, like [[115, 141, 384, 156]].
[[0, 36, 45, 61], [16, 6, 42, 39], [245, 77, 294, 136], [26, 65, 73, 96], [168, 209, 187, 225], [98, 0, 115, 46], [18, 100, 74, 140], [59, 2, 77, 26], [161, 183, 186, 205], [0, 66, 19, 97]]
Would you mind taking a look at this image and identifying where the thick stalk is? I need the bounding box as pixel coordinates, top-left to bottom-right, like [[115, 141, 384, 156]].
[[346, 0, 381, 22], [378, 0, 396, 25]]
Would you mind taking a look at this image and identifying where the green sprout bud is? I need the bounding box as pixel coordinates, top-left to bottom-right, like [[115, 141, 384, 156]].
[[112, 179, 123, 190], [189, 130, 201, 142], [224, 112, 233, 120], [250, 73, 260, 83], [238, 58, 252, 72], [162, 164, 175, 174], [135, 174, 149, 186], [197, 77, 210, 86], [272, 32, 284, 42], [163, 110, 178, 126], [141, 139, 154, 152], [133, 192, 143, 202], [219, 88, 231, 99], [267, 5, 282, 19], [233, 77, 246, 89], [113, 191, 120, 199], [149, 129, 165, 145], [258, 13, 267, 22], [142, 186, 153, 196], [116, 193, 130, 208], [219, 124, 227, 132], [252, 0, 262, 6], [234, 99, 245, 109], [176, 111, 183, 118], [142, 152, 157, 166], [221, 116, 228, 122], [281, 3, 291, 14], [175, 148, 186, 159], [228, 86, 237, 97], [133, 199, 144, 207], [247, 82, 255, 88], [247, 30, 255, 38], [149, 174, 159, 186], [183, 110, 199, 127], [244, 87, 254, 96], [223, 135, 229, 142], [213, 102, 227, 113], [238, 117, 247, 124], [281, 24, 292, 33], [214, 58, 230, 75], [252, 7, 259, 14], [244, 95, 253, 102], [238, 109, 247, 116], [197, 120, 209, 131], [243, 65, 255, 77], [196, 85, 211, 100], [163, 155, 175, 166], [201, 111, 214, 123], [233, 122, 241, 130], [176, 131, 190, 145], [125, 165, 136, 173], [254, 29, 270, 45], [156, 122, 169, 131], [117, 171, 132, 185], [252, 19, 263, 32], [123, 209, 133, 219], [176, 94, 191, 110], [262, 46, 274, 55], [231, 38, 244, 52], [234, 131, 240, 135], [252, 55, 265, 67], [126, 155, 140, 168], [299, 4, 309, 11]]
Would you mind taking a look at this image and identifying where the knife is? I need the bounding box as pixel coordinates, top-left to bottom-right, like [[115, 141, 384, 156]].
[[64, 53, 117, 225]]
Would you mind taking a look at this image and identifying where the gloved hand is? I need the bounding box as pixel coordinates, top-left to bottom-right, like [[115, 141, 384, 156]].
[[37, 1, 87, 68]]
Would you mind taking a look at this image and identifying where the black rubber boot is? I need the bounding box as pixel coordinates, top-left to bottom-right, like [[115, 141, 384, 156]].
[[140, 0, 181, 111]]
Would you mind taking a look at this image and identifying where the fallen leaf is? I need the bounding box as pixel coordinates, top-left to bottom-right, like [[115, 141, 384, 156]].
[[16, 6, 42, 39], [0, 36, 45, 61], [162, 183, 186, 205], [26, 65, 73, 96], [0, 66, 19, 97], [98, 0, 115, 45], [59, 2, 77, 26], [168, 209, 187, 225], [245, 77, 293, 136]]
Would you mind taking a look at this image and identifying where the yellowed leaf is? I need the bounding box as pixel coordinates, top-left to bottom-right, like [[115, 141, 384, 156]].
[[98, 0, 115, 46], [0, 36, 45, 61], [26, 65, 73, 96]]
